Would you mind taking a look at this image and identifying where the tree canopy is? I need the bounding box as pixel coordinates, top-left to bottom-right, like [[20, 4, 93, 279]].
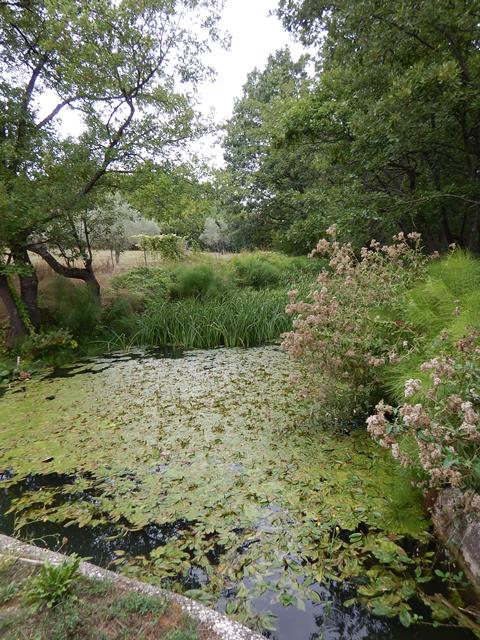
[[0, 0, 224, 339], [275, 0, 480, 250]]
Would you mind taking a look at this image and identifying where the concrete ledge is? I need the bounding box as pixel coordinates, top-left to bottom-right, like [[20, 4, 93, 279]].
[[0, 534, 263, 640]]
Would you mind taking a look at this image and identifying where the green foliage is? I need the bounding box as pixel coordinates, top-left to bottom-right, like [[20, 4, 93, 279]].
[[386, 252, 480, 400], [112, 267, 172, 297], [164, 620, 199, 640], [275, 0, 480, 252], [49, 280, 102, 340], [108, 591, 167, 618], [20, 329, 78, 360], [0, 0, 224, 340], [283, 231, 427, 424], [170, 264, 227, 299], [25, 556, 81, 611], [136, 289, 291, 348], [136, 234, 185, 261], [369, 334, 480, 499], [220, 48, 315, 251], [128, 163, 216, 244], [0, 346, 436, 632], [232, 255, 281, 289]]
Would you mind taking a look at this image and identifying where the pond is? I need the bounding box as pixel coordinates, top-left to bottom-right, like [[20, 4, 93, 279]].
[[0, 347, 473, 639]]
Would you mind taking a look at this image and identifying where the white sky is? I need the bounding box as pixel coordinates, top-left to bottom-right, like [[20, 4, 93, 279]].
[[200, 0, 303, 121], [41, 0, 305, 168], [195, 0, 305, 165]]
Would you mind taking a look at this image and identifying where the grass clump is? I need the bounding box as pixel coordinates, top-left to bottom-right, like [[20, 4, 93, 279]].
[[170, 263, 227, 299], [48, 278, 102, 339], [112, 267, 172, 297], [232, 255, 281, 289], [0, 553, 202, 640], [25, 555, 81, 610], [109, 591, 168, 618]]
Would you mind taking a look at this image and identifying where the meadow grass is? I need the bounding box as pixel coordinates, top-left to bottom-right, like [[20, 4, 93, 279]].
[[17, 251, 315, 356]]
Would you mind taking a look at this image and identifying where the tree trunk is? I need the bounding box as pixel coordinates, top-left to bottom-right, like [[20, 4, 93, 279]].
[[10, 248, 40, 330], [29, 245, 101, 303], [115, 249, 120, 265], [84, 267, 101, 301], [0, 274, 28, 346]]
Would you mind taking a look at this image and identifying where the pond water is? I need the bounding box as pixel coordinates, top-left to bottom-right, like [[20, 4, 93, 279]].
[[0, 347, 473, 639]]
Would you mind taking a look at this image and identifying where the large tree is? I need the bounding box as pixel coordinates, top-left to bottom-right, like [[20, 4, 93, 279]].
[[220, 48, 318, 252], [0, 0, 224, 342], [277, 0, 480, 251]]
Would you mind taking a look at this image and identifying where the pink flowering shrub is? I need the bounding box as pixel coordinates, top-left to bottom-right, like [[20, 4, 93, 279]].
[[282, 227, 427, 423], [367, 333, 480, 508]]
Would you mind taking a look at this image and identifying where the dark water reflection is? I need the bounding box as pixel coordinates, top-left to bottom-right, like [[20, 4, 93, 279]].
[[0, 474, 472, 640]]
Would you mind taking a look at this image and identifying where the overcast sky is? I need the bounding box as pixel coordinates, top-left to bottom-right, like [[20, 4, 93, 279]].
[[200, 0, 303, 121], [196, 0, 305, 165]]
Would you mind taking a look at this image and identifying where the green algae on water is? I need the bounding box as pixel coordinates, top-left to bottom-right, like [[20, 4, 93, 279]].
[[0, 347, 439, 628]]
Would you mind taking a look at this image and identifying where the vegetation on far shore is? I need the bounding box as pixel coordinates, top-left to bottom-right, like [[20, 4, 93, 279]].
[[1, 0, 480, 636]]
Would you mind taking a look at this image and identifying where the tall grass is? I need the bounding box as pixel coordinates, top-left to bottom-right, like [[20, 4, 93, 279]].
[[48, 278, 102, 338], [30, 251, 318, 356], [119, 289, 292, 349]]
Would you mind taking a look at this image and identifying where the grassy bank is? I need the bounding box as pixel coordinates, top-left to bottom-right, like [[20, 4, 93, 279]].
[[384, 251, 480, 399], [3, 252, 318, 367], [0, 553, 203, 640]]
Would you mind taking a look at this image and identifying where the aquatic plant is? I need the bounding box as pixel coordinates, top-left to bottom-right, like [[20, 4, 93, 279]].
[[128, 289, 291, 349], [2, 347, 470, 634]]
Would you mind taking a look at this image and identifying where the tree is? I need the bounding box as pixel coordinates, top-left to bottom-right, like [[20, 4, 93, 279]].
[[199, 216, 230, 251], [88, 192, 160, 265], [0, 0, 224, 342], [220, 48, 318, 253], [277, 0, 480, 251], [128, 162, 217, 243]]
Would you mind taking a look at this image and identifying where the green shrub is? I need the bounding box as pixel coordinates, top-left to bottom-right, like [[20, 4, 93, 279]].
[[170, 263, 228, 299], [20, 328, 78, 359], [137, 234, 185, 260], [25, 555, 81, 610], [49, 279, 102, 339], [283, 229, 427, 424], [232, 255, 281, 289], [112, 267, 172, 297]]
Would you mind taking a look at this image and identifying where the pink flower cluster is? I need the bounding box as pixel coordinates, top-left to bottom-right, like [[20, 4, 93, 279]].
[[367, 333, 480, 509], [283, 231, 427, 417]]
